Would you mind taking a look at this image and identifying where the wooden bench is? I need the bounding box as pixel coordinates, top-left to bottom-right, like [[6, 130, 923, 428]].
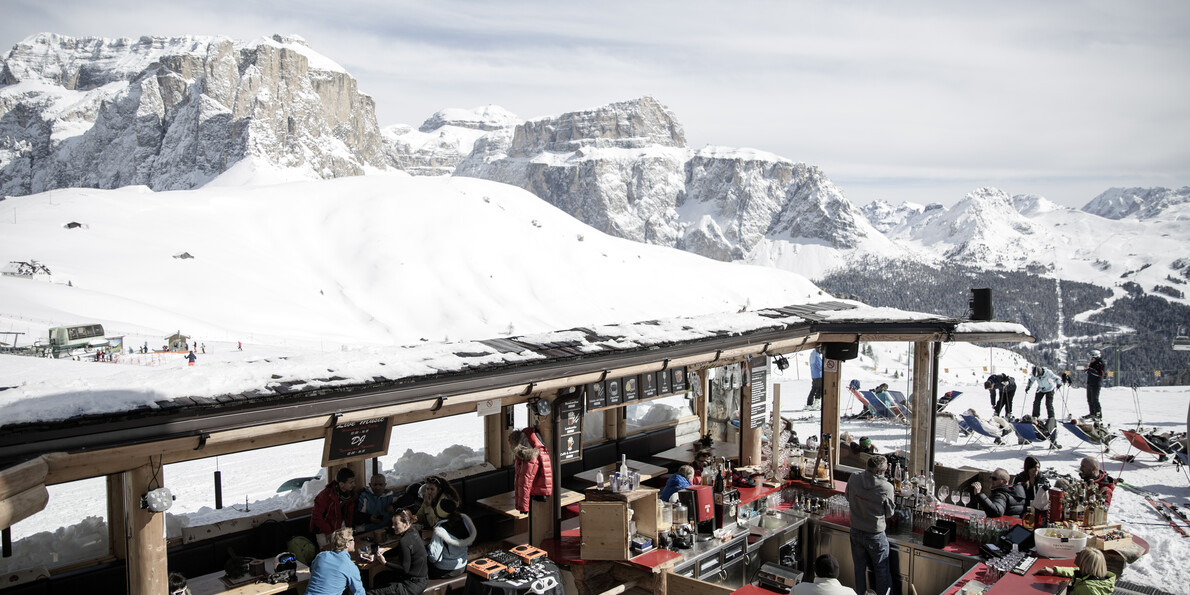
[[424, 573, 468, 595]]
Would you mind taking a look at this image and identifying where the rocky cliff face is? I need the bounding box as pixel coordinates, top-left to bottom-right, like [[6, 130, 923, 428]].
[[1081, 186, 1190, 220], [0, 33, 387, 196], [456, 96, 885, 262], [382, 106, 520, 177]]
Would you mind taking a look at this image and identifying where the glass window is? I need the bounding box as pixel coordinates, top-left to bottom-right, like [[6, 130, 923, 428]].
[[583, 409, 605, 443], [0, 477, 108, 574], [626, 393, 694, 433], [377, 414, 486, 487]]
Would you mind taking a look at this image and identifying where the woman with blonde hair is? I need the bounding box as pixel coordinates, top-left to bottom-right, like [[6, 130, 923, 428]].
[[306, 527, 365, 595], [1036, 548, 1115, 595]]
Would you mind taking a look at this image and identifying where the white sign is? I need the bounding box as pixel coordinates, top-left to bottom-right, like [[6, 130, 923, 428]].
[[824, 359, 839, 373], [476, 398, 502, 417]]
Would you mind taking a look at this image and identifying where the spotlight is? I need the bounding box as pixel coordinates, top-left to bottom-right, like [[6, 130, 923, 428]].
[[141, 487, 175, 513], [774, 355, 790, 371]]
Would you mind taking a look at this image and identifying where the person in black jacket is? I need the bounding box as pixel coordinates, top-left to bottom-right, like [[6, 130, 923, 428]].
[[1012, 456, 1050, 507], [370, 509, 428, 595], [970, 468, 1026, 518], [1084, 350, 1106, 421]]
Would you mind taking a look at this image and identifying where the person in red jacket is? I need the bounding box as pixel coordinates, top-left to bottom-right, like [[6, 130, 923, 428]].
[[310, 468, 359, 547], [1078, 456, 1115, 507], [508, 428, 553, 513]]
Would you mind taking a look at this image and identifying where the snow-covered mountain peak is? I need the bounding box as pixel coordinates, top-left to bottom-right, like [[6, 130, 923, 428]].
[[509, 95, 686, 156], [1081, 186, 1190, 220], [419, 105, 520, 133]]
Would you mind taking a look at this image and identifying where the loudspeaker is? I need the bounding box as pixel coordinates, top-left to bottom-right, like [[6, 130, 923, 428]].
[[824, 341, 859, 361], [969, 288, 994, 321]]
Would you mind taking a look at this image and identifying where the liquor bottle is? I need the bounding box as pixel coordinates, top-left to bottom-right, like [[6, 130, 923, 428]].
[[595, 469, 605, 489], [1037, 507, 1048, 528], [1023, 506, 1036, 530], [620, 454, 629, 479], [892, 463, 903, 493]]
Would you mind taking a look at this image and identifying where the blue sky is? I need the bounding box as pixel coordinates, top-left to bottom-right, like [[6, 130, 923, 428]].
[[2, 0, 1188, 208]]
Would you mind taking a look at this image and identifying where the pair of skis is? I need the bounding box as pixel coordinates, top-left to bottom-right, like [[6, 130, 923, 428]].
[[1118, 482, 1190, 537]]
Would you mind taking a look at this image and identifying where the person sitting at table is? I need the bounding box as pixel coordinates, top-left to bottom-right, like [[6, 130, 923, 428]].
[[970, 468, 1025, 518], [691, 449, 713, 482], [358, 473, 395, 533], [311, 468, 360, 548], [1036, 547, 1116, 595], [1013, 456, 1050, 506], [306, 527, 365, 595], [792, 554, 857, 595], [414, 475, 460, 529], [660, 465, 695, 502], [370, 509, 429, 595], [168, 572, 191, 595], [426, 497, 476, 579]]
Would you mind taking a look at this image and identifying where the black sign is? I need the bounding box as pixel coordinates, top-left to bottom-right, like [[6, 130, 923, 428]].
[[749, 357, 768, 429], [557, 396, 583, 463], [586, 381, 607, 411], [671, 366, 687, 392], [606, 377, 623, 406], [322, 417, 391, 466], [657, 368, 672, 395], [622, 375, 639, 402], [641, 372, 657, 399]]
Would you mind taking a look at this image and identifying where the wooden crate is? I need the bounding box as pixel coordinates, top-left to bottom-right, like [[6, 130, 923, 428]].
[[1087, 523, 1133, 551], [580, 487, 658, 560]]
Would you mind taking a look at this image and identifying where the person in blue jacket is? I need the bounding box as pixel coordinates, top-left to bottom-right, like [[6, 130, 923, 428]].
[[806, 347, 823, 410], [426, 498, 476, 578], [1026, 365, 1062, 421], [306, 528, 365, 595], [660, 465, 695, 502], [357, 474, 395, 532]]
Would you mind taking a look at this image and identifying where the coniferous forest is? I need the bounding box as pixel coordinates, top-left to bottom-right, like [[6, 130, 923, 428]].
[[817, 256, 1190, 386]]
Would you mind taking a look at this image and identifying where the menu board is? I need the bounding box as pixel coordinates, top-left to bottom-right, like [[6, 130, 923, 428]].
[[622, 375, 639, 402], [749, 357, 768, 429], [586, 380, 607, 411], [641, 372, 657, 399], [671, 366, 688, 392], [557, 396, 583, 463], [322, 417, 392, 466], [606, 377, 623, 406], [657, 368, 672, 395]]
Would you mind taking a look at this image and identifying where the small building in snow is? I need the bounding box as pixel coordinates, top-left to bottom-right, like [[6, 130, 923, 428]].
[[1, 260, 52, 282]]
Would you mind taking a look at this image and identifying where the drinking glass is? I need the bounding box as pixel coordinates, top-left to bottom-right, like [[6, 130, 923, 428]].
[[951, 490, 961, 506], [962, 491, 972, 507], [938, 485, 950, 505]]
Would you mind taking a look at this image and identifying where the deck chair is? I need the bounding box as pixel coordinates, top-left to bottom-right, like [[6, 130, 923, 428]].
[[1061, 421, 1111, 452], [847, 386, 876, 418], [1011, 422, 1059, 450], [1120, 429, 1175, 462], [960, 414, 1004, 447], [937, 391, 962, 413], [887, 390, 912, 417], [862, 390, 905, 421]]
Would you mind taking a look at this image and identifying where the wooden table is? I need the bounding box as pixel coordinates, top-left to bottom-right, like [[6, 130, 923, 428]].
[[188, 558, 310, 595], [651, 441, 739, 464], [572, 459, 668, 484], [475, 488, 585, 519]]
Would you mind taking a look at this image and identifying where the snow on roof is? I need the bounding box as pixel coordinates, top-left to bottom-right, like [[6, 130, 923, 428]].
[[954, 321, 1031, 335]]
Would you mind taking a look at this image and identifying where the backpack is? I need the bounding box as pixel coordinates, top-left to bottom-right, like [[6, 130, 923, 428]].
[[285, 535, 318, 567]]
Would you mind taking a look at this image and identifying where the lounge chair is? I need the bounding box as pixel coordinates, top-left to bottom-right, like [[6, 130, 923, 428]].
[[862, 390, 905, 421], [1120, 429, 1175, 463], [847, 386, 876, 418], [1011, 422, 1060, 450], [937, 391, 962, 413], [887, 390, 912, 417], [960, 414, 1005, 447], [1061, 421, 1112, 452]]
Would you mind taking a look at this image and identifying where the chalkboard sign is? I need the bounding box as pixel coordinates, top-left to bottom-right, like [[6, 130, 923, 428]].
[[556, 395, 583, 463], [622, 375, 639, 402], [606, 377, 623, 406], [749, 357, 768, 429], [671, 366, 688, 392], [641, 372, 657, 399], [322, 417, 392, 466], [657, 368, 672, 395], [586, 381, 607, 411]]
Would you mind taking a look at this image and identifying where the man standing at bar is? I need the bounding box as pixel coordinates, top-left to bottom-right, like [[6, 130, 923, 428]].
[[845, 455, 894, 595]]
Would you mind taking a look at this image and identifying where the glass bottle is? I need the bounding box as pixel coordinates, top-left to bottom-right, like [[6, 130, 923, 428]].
[[1023, 506, 1036, 530]]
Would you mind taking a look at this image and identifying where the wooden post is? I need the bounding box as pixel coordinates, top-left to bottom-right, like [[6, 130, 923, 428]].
[[770, 384, 782, 479], [605, 407, 621, 443], [107, 474, 127, 560], [124, 462, 166, 595], [530, 396, 557, 546], [739, 358, 764, 466], [502, 405, 516, 468], [909, 342, 936, 477], [697, 368, 710, 437], [820, 357, 841, 463], [485, 410, 504, 468]]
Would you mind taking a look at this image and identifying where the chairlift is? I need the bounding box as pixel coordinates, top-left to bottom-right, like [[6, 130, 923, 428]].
[[1174, 325, 1190, 351]]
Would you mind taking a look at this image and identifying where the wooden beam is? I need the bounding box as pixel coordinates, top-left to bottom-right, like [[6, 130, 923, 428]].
[[739, 358, 763, 466], [697, 368, 710, 437], [107, 474, 127, 560], [0, 484, 48, 530], [817, 332, 951, 343], [821, 358, 841, 462], [0, 456, 47, 502], [484, 410, 504, 468], [124, 462, 166, 595], [771, 384, 782, 480], [909, 342, 935, 476]]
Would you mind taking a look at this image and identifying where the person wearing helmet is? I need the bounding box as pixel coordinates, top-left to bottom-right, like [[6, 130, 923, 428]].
[[1025, 365, 1061, 421], [1084, 350, 1106, 421]]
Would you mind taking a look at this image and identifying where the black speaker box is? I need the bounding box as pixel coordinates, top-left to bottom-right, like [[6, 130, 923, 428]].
[[969, 287, 993, 321], [824, 341, 859, 361]]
